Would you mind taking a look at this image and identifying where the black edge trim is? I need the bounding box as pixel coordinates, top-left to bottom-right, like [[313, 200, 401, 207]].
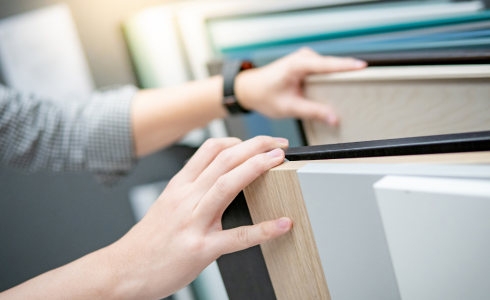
[[285, 131, 490, 161], [296, 119, 309, 147], [351, 49, 490, 66], [217, 192, 277, 300]]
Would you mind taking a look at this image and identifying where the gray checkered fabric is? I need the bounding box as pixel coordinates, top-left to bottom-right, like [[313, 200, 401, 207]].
[[0, 84, 138, 185]]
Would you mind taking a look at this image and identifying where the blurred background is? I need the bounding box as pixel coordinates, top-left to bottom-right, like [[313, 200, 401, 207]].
[[0, 0, 489, 299]]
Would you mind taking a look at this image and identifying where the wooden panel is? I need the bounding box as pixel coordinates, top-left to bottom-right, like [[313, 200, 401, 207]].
[[243, 151, 490, 300], [303, 65, 490, 146], [244, 164, 329, 300]]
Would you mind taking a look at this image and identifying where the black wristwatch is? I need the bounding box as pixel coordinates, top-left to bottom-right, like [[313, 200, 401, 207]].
[[222, 60, 254, 115]]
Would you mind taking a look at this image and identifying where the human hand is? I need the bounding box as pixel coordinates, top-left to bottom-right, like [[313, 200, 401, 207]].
[[104, 136, 292, 300], [235, 48, 367, 126]]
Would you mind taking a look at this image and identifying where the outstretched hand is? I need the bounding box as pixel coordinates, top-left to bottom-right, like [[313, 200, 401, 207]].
[[235, 48, 367, 126], [106, 136, 292, 299]]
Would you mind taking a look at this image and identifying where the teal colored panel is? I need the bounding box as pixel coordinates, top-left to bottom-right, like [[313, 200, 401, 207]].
[[220, 11, 490, 54]]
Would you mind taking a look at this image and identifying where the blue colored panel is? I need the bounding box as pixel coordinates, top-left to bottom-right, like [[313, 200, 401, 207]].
[[243, 112, 275, 138]]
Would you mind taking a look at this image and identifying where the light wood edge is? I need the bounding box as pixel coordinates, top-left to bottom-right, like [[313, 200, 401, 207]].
[[244, 165, 330, 300], [243, 151, 490, 300], [305, 65, 490, 83]]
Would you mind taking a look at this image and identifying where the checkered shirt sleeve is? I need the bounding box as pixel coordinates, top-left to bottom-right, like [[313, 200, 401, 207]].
[[0, 84, 138, 185]]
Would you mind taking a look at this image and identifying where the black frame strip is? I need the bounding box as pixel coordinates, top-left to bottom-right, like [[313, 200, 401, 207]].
[[352, 49, 490, 66], [285, 131, 490, 161], [217, 192, 277, 300]]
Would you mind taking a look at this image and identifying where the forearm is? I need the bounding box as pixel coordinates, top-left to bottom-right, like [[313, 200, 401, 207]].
[[132, 76, 227, 156], [0, 247, 121, 300]]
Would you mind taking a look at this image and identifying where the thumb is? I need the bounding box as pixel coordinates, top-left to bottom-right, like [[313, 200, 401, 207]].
[[218, 218, 292, 255], [289, 98, 339, 126]]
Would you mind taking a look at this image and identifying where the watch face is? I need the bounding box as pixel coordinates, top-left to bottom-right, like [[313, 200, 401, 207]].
[[241, 61, 254, 70]]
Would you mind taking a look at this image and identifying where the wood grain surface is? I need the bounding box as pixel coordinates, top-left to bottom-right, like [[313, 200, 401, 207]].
[[243, 151, 490, 300], [244, 164, 330, 300], [303, 65, 490, 146]]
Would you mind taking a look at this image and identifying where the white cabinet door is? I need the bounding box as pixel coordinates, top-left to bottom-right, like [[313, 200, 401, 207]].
[[375, 176, 490, 300], [297, 164, 490, 300]]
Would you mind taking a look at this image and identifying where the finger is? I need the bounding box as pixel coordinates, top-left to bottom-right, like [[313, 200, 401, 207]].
[[292, 48, 367, 75], [193, 148, 285, 226], [288, 98, 339, 126], [175, 137, 241, 183], [192, 136, 288, 196], [215, 218, 292, 255]]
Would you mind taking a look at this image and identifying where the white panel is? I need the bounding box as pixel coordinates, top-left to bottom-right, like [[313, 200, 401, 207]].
[[297, 167, 399, 300], [193, 261, 229, 300], [374, 176, 490, 300], [174, 286, 196, 300], [128, 181, 169, 222], [125, 7, 189, 89], [297, 164, 490, 300], [299, 163, 490, 178], [125, 7, 210, 146], [0, 4, 94, 102]]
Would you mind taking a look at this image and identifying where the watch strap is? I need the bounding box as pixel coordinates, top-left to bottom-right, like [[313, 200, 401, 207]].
[[222, 60, 253, 114]]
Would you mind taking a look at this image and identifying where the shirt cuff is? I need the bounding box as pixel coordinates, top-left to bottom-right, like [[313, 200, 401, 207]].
[[84, 85, 138, 185]]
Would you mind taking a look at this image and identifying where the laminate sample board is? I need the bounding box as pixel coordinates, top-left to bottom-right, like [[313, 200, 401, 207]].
[[299, 164, 490, 300], [374, 176, 490, 300], [303, 65, 490, 146], [243, 151, 490, 300]]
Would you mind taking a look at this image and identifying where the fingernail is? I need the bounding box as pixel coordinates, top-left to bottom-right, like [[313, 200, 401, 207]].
[[274, 137, 289, 145], [326, 114, 338, 126], [267, 148, 283, 158], [276, 218, 291, 230], [354, 60, 367, 68]]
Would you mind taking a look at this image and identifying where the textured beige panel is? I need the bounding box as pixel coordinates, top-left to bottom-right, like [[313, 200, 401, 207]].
[[303, 65, 490, 146], [306, 65, 490, 82], [244, 151, 490, 300]]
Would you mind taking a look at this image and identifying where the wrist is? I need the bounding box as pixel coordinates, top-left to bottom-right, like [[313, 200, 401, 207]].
[[94, 244, 146, 300]]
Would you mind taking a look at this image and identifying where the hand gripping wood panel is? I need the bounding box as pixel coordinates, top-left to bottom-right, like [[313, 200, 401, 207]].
[[243, 151, 490, 300], [303, 65, 490, 146]]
